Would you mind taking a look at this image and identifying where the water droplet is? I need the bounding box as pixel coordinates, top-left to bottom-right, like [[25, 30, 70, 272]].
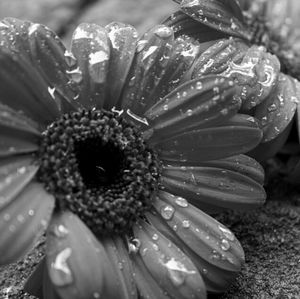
[[141, 248, 148, 256], [50, 247, 73, 286], [152, 243, 159, 251], [126, 109, 149, 126], [164, 258, 196, 287], [128, 238, 141, 254], [4, 213, 10, 221], [220, 239, 230, 251], [182, 220, 191, 228], [175, 197, 188, 207], [136, 40, 147, 53], [186, 109, 193, 116], [160, 205, 175, 220], [218, 225, 235, 241], [267, 103, 277, 112], [142, 46, 158, 61], [93, 292, 100, 298], [152, 233, 159, 241], [66, 67, 83, 83], [48, 86, 56, 99], [196, 81, 203, 90], [155, 26, 173, 39], [89, 51, 109, 65], [17, 214, 25, 223], [28, 209, 35, 216]]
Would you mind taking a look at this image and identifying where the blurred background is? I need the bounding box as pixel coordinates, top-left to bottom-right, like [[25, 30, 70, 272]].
[[0, 0, 177, 43]]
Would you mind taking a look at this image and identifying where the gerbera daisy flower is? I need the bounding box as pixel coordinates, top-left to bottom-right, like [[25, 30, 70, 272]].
[[165, 0, 300, 164], [0, 18, 266, 298]]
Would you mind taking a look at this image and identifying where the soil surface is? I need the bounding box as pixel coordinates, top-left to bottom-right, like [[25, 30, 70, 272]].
[[0, 0, 300, 298]]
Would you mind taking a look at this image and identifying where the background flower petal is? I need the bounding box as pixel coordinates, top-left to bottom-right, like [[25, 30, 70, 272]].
[[179, 0, 251, 40], [133, 219, 206, 299], [71, 23, 110, 109], [160, 162, 266, 211], [0, 182, 54, 265], [155, 114, 262, 162], [191, 38, 248, 77], [46, 211, 118, 299], [104, 22, 138, 110], [144, 76, 241, 143], [28, 22, 82, 114], [118, 25, 177, 116], [163, 10, 228, 43], [254, 73, 299, 142]]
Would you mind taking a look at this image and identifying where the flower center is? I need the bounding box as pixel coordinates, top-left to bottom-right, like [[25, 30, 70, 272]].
[[244, 12, 300, 81], [37, 109, 160, 236]]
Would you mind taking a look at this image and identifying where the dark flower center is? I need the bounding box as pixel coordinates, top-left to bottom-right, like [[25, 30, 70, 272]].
[[37, 109, 160, 236]]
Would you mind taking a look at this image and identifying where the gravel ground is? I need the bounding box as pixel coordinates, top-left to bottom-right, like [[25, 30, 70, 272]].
[[0, 0, 300, 298]]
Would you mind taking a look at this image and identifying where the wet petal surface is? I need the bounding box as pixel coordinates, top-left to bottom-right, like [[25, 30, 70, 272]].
[[0, 182, 54, 265]]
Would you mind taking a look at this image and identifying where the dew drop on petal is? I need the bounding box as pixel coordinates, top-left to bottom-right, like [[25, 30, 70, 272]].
[[128, 238, 141, 254], [175, 197, 188, 207], [66, 67, 83, 84], [218, 225, 235, 241], [164, 258, 196, 287], [160, 205, 175, 220], [152, 233, 159, 241], [220, 239, 230, 251], [182, 220, 191, 228], [196, 81, 203, 90], [50, 247, 73, 286], [28, 209, 35, 216], [154, 26, 173, 39], [93, 292, 100, 299]]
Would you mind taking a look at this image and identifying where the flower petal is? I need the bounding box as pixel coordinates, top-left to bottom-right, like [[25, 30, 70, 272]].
[[179, 0, 251, 40], [160, 161, 266, 211], [254, 73, 299, 142], [46, 211, 115, 299], [147, 192, 244, 292], [102, 237, 138, 299], [0, 103, 41, 136], [248, 122, 292, 162], [0, 50, 61, 126], [71, 23, 110, 109], [223, 45, 281, 111], [119, 25, 177, 116], [133, 219, 206, 299], [131, 254, 171, 299], [0, 182, 54, 265], [28, 22, 81, 114], [196, 154, 265, 185], [104, 22, 138, 110], [155, 114, 262, 162], [144, 76, 241, 144], [0, 156, 39, 208], [192, 38, 248, 77], [133, 34, 201, 114], [163, 10, 228, 42]]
